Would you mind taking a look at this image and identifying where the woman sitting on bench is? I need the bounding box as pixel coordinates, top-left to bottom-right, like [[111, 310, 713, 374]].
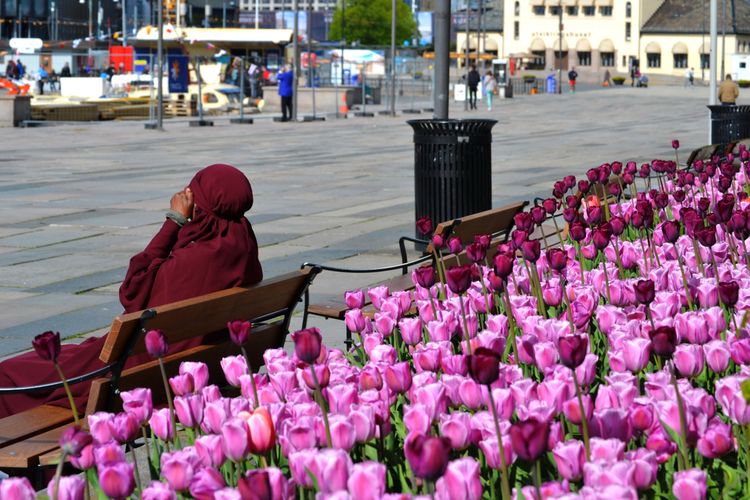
[[0, 164, 263, 417]]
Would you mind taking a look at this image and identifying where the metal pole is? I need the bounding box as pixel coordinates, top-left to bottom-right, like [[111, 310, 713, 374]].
[[463, 0, 469, 111], [177, 0, 181, 29], [157, 0, 164, 129], [122, 0, 127, 46], [255, 0, 259, 29], [223, 1, 227, 28], [478, 0, 483, 70], [390, 0, 397, 116], [240, 57, 245, 119], [434, 0, 449, 119], [710, 0, 718, 106], [308, 1, 317, 119], [197, 57, 204, 121], [558, 6, 562, 94], [292, 0, 299, 122], [721, 0, 726, 79], [341, 0, 346, 85], [702, 0, 706, 82], [89, 0, 93, 38]]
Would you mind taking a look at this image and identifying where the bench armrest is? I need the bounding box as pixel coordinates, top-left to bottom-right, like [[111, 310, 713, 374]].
[[0, 363, 113, 395]]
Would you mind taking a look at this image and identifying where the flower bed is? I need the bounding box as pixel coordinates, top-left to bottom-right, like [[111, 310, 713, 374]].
[[5, 141, 750, 499]]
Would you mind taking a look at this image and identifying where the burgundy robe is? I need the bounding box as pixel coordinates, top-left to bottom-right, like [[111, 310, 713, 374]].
[[0, 164, 262, 417]]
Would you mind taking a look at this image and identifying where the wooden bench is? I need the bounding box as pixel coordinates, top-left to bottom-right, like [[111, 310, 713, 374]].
[[0, 267, 318, 484], [302, 201, 528, 344]]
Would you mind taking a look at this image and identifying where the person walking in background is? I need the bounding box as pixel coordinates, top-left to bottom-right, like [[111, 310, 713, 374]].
[[277, 64, 294, 122], [35, 65, 48, 95], [688, 67, 695, 87], [60, 62, 71, 78], [4, 59, 16, 79], [630, 64, 636, 87], [467, 64, 480, 110], [484, 71, 497, 111], [602, 69, 612, 87], [719, 74, 740, 105], [568, 67, 578, 93]]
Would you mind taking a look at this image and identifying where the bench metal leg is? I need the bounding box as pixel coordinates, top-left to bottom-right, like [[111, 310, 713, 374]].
[[345, 327, 352, 352]]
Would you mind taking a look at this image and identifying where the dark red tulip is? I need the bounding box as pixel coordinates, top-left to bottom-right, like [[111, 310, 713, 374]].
[[414, 266, 436, 289], [510, 418, 550, 462], [467, 347, 502, 385], [487, 272, 505, 292], [228, 320, 252, 346], [592, 224, 612, 251], [474, 234, 491, 249], [564, 175, 577, 190], [562, 207, 579, 224], [511, 230, 529, 250], [546, 248, 568, 272], [586, 207, 603, 226], [514, 212, 534, 233], [416, 217, 433, 237], [520, 240, 541, 263], [625, 161, 637, 175], [59, 425, 93, 457], [292, 327, 322, 364], [530, 206, 546, 225], [673, 190, 686, 203], [718, 281, 740, 307], [446, 265, 472, 294], [566, 195, 579, 209], [661, 220, 681, 244], [448, 236, 463, 255], [622, 173, 635, 185], [638, 165, 650, 178], [611, 161, 623, 175], [238, 469, 272, 500], [730, 211, 748, 234], [493, 253, 513, 279], [405, 434, 452, 481], [609, 216, 625, 236], [578, 180, 590, 193], [718, 176, 733, 193], [696, 227, 717, 248], [558, 334, 588, 369], [466, 242, 487, 263], [716, 197, 735, 223], [543, 198, 558, 215], [607, 182, 621, 197], [145, 329, 169, 359], [634, 279, 655, 305], [672, 139, 680, 149], [697, 197, 711, 216], [653, 192, 669, 209], [650, 326, 677, 359], [586, 169, 599, 183], [569, 223, 586, 242], [32, 331, 61, 362]]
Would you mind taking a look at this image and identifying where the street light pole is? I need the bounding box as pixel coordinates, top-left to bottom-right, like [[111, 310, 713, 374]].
[[434, 0, 449, 119], [557, 5, 563, 94], [157, 0, 164, 129], [390, 0, 397, 116], [341, 0, 346, 85], [464, 0, 470, 111], [292, 0, 299, 122], [122, 0, 127, 46]]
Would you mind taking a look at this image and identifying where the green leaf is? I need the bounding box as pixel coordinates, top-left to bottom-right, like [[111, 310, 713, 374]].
[[742, 379, 750, 405], [657, 416, 687, 458], [304, 466, 321, 493]]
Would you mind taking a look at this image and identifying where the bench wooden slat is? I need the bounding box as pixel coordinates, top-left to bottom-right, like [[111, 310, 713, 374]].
[[0, 427, 66, 469], [427, 201, 527, 252], [101, 268, 313, 364], [0, 405, 74, 449]]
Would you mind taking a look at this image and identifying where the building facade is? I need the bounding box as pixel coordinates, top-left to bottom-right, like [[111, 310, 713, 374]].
[[238, 0, 339, 12]]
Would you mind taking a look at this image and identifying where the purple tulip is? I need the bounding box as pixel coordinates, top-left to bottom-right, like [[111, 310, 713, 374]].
[[59, 425, 93, 457], [94, 442, 127, 465], [141, 481, 177, 500], [448, 236, 463, 254], [46, 475, 85, 500], [520, 240, 541, 262], [446, 264, 472, 294], [227, 320, 252, 346], [634, 279, 655, 305], [32, 330, 61, 362], [292, 327, 323, 364], [347, 461, 386, 500], [145, 329, 169, 358], [120, 388, 153, 425], [718, 280, 740, 307], [672, 469, 707, 500], [98, 461, 136, 500], [558, 334, 588, 369], [404, 433, 452, 481], [108, 412, 140, 443], [509, 417, 549, 462], [552, 439, 585, 481], [650, 326, 677, 359], [435, 457, 483, 500], [467, 347, 501, 385], [414, 266, 436, 289], [546, 248, 568, 272]]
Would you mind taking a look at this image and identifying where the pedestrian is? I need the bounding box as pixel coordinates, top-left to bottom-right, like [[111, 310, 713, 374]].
[[467, 64, 480, 110], [568, 67, 578, 93], [48, 69, 59, 92], [630, 64, 636, 87], [484, 71, 497, 111], [688, 67, 695, 86], [277, 64, 294, 121], [35, 65, 48, 95], [718, 73, 740, 105], [602, 69, 612, 87], [15, 60, 25, 79], [60, 62, 71, 78]]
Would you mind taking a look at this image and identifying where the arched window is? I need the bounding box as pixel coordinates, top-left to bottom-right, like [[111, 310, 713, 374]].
[[515, 2, 520, 16], [626, 2, 632, 18]]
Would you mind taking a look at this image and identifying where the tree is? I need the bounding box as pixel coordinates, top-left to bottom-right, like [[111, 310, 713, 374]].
[[329, 0, 418, 47]]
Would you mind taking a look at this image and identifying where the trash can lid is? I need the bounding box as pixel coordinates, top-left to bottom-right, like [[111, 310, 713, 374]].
[[407, 119, 498, 137]]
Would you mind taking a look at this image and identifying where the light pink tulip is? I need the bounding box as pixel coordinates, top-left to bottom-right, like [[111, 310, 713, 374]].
[[46, 475, 85, 500], [435, 457, 483, 500], [672, 469, 707, 500], [552, 439, 585, 481], [120, 388, 153, 425], [220, 355, 248, 387], [179, 361, 209, 391]]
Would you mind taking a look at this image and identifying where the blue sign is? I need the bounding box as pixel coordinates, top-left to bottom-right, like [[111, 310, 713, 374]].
[[168, 55, 189, 93]]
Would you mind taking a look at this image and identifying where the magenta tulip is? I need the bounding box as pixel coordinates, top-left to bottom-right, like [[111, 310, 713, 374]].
[[292, 327, 323, 364], [227, 320, 252, 346], [145, 329, 169, 358], [108, 412, 140, 443], [169, 373, 195, 396], [510, 418, 549, 462], [98, 461, 136, 500], [416, 216, 433, 236], [32, 330, 61, 362], [189, 467, 225, 500], [46, 476, 84, 500], [59, 425, 93, 457], [405, 433, 452, 481], [0, 478, 36, 500], [446, 265, 472, 294], [221, 417, 250, 461]]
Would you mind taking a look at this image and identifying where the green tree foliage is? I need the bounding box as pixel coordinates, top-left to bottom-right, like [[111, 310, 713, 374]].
[[329, 0, 418, 47]]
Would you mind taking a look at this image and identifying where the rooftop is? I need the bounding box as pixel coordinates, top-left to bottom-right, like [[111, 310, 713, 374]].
[[642, 0, 750, 35]]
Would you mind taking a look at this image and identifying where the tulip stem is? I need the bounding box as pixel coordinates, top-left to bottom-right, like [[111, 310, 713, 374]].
[[612, 237, 625, 277], [551, 216, 565, 248], [52, 451, 66, 500], [129, 442, 143, 493], [53, 362, 79, 425], [458, 294, 472, 356], [709, 250, 725, 309], [561, 278, 575, 334], [572, 372, 591, 462], [479, 270, 492, 323], [575, 243, 586, 286], [745, 424, 750, 497], [241, 346, 260, 408], [503, 292, 520, 365], [675, 252, 694, 310], [486, 389, 512, 500], [534, 460, 543, 500], [670, 365, 691, 470], [433, 249, 448, 300], [311, 366, 333, 448], [158, 357, 181, 448], [599, 254, 612, 304]]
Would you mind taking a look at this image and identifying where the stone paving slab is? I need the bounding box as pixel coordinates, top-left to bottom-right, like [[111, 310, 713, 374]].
[[0, 85, 725, 357]]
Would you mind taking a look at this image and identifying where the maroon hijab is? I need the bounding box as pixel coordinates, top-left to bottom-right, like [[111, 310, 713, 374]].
[[120, 163, 263, 312]]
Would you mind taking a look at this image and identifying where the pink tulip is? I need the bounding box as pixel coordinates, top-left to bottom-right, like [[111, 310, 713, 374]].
[[674, 344, 705, 377], [453, 378, 481, 410], [479, 435, 515, 470], [384, 362, 412, 394], [70, 443, 94, 470], [696, 282, 718, 307], [120, 388, 153, 425], [404, 404, 431, 435], [628, 399, 654, 432], [621, 338, 651, 373], [345, 289, 366, 309], [174, 394, 204, 428], [87, 411, 114, 444], [439, 412, 473, 450], [398, 317, 424, 345], [0, 478, 36, 500], [349, 404, 376, 443], [583, 460, 636, 489], [435, 457, 483, 500], [329, 415, 357, 451], [213, 488, 241, 500], [220, 355, 248, 387], [374, 312, 396, 336], [326, 383, 358, 414], [490, 388, 515, 421], [697, 419, 734, 458], [562, 394, 592, 425], [141, 481, 177, 500], [368, 285, 390, 310], [189, 467, 225, 500], [108, 412, 140, 444], [269, 371, 298, 400], [441, 354, 468, 376], [623, 449, 658, 490], [244, 406, 277, 454], [672, 469, 707, 500], [675, 312, 711, 344], [589, 437, 625, 462], [703, 340, 731, 373], [369, 344, 398, 365], [537, 379, 570, 414], [533, 341, 559, 371], [46, 475, 84, 500], [203, 400, 230, 434], [552, 439, 585, 481], [348, 461, 386, 500], [180, 361, 209, 391], [149, 408, 173, 441], [413, 383, 448, 420], [98, 461, 135, 499], [168, 373, 195, 396], [344, 308, 366, 333], [590, 408, 632, 442], [576, 353, 599, 386], [195, 434, 225, 468], [93, 442, 127, 465], [160, 451, 195, 492], [289, 448, 352, 493]]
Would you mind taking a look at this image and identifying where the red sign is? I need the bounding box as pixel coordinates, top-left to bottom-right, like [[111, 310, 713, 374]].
[[301, 52, 317, 69], [109, 46, 134, 72]]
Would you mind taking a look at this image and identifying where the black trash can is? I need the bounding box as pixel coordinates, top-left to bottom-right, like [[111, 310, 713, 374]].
[[708, 105, 750, 144], [408, 119, 497, 241]]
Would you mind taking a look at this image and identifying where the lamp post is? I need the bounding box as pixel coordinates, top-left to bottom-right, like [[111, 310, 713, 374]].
[[463, 0, 470, 111], [292, 0, 299, 122], [557, 4, 563, 94], [157, 0, 164, 129], [122, 0, 127, 46], [390, 0, 397, 116], [341, 0, 346, 85], [434, 0, 449, 119]]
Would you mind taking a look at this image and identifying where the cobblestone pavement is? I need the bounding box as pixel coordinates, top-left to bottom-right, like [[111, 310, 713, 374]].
[[0, 85, 724, 357]]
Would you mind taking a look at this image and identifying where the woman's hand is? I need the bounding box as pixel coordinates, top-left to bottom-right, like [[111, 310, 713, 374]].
[[170, 188, 194, 219]]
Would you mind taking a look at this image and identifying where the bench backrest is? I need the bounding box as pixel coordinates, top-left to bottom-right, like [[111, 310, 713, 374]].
[[427, 201, 528, 252], [87, 268, 317, 413]]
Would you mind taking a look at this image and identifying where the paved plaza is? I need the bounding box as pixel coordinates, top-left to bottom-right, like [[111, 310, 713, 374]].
[[0, 85, 729, 357]]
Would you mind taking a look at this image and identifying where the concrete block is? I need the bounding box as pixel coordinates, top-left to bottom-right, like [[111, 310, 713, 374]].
[[0, 95, 31, 127]]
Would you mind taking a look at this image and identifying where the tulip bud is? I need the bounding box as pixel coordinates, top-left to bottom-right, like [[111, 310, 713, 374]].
[[546, 248, 568, 272], [145, 329, 169, 358], [718, 281, 740, 307], [510, 418, 549, 462], [414, 266, 436, 288], [227, 320, 252, 346], [520, 240, 541, 263], [493, 253, 513, 279], [405, 434, 452, 481], [467, 347, 501, 385], [634, 279, 655, 305], [292, 327, 322, 364], [32, 330, 61, 362], [650, 326, 677, 359], [98, 462, 136, 500], [446, 265, 472, 295], [558, 334, 588, 369], [448, 236, 463, 255], [416, 216, 433, 237]]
